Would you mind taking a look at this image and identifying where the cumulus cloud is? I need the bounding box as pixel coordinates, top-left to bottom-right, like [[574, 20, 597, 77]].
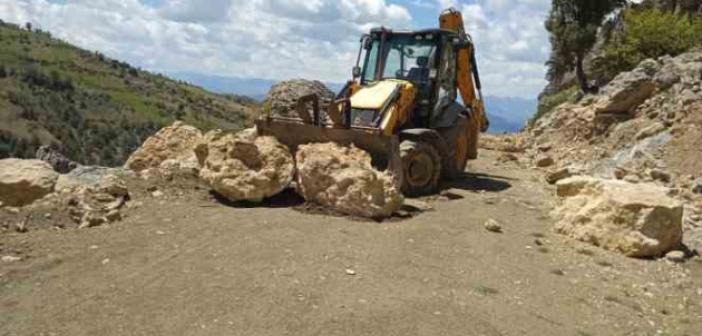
[[0, 0, 411, 81], [0, 0, 550, 98], [459, 0, 550, 97]]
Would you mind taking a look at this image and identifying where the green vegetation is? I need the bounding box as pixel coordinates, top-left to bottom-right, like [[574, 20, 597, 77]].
[[530, 85, 579, 126], [545, 0, 625, 93], [538, 3, 702, 127], [0, 22, 257, 166], [594, 8, 702, 80]]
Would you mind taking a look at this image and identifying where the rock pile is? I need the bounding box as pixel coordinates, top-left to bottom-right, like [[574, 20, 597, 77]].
[[0, 159, 58, 207], [527, 50, 702, 255], [295, 142, 403, 219], [59, 173, 130, 228], [263, 79, 335, 119], [553, 176, 683, 258], [529, 51, 702, 179], [195, 129, 295, 203], [125, 121, 202, 175], [35, 146, 79, 174]]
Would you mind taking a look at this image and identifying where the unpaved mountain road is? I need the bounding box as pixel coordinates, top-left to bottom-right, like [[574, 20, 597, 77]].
[[1, 150, 701, 336]]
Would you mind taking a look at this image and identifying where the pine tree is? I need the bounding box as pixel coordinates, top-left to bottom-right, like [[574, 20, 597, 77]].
[[545, 0, 625, 93]]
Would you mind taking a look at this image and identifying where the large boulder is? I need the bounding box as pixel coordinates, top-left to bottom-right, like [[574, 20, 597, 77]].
[[125, 121, 202, 172], [0, 159, 59, 207], [295, 143, 403, 219], [35, 146, 79, 174], [553, 176, 683, 258], [594, 59, 659, 115], [195, 129, 295, 203], [263, 79, 335, 119]]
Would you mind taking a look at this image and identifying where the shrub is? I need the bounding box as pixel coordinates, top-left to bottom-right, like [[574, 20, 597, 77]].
[[530, 85, 579, 126], [594, 9, 702, 79], [0, 64, 6, 78]]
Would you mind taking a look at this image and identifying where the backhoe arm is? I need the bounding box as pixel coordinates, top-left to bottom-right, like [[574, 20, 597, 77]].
[[439, 8, 489, 158]]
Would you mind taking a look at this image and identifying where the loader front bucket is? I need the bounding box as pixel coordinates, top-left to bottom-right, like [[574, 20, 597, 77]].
[[255, 117, 402, 181]]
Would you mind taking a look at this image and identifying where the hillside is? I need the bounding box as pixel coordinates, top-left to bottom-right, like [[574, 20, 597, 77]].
[[0, 21, 256, 166], [538, 0, 702, 119]]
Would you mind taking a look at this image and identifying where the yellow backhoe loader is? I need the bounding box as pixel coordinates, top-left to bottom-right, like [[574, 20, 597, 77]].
[[256, 8, 489, 196]]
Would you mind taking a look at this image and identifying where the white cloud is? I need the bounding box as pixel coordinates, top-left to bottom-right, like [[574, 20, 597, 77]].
[[0, 0, 411, 83], [0, 0, 550, 98], [459, 0, 550, 97]]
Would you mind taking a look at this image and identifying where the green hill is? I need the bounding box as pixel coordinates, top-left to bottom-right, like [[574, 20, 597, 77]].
[[0, 21, 257, 166]]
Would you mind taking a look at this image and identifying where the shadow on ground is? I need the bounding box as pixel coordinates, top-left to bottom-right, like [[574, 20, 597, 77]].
[[211, 188, 305, 209], [445, 172, 514, 193]]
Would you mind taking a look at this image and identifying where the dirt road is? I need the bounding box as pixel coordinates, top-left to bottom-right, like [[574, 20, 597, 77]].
[[1, 150, 700, 336]]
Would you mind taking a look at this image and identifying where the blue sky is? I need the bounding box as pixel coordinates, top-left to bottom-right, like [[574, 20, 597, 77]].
[[1, 0, 551, 98]]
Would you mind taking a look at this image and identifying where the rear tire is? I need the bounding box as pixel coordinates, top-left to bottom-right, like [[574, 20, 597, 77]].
[[400, 140, 441, 197], [440, 116, 470, 180]]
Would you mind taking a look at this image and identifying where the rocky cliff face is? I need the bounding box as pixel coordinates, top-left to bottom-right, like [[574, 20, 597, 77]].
[[522, 50, 702, 256], [540, 1, 701, 99]]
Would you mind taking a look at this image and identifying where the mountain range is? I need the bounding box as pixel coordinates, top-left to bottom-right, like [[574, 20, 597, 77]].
[[168, 72, 536, 134]]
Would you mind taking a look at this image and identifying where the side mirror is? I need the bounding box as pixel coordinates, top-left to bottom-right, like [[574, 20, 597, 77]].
[[363, 37, 373, 50], [352, 66, 361, 78]]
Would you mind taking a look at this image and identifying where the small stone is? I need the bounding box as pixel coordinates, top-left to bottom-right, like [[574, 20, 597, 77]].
[[79, 213, 106, 229], [665, 251, 686, 263], [635, 123, 666, 140], [345, 269, 357, 276], [623, 175, 640, 184], [403, 199, 434, 212], [536, 155, 555, 168], [614, 167, 629, 180], [151, 190, 164, 198], [692, 179, 702, 194], [105, 210, 121, 222], [127, 201, 143, 209], [155, 230, 166, 235], [44, 213, 52, 219], [484, 219, 503, 233], [101, 258, 110, 265], [2, 255, 21, 263], [537, 143, 552, 152], [546, 167, 573, 184], [650, 169, 672, 183], [15, 215, 29, 233], [5, 207, 20, 214], [497, 153, 518, 163]]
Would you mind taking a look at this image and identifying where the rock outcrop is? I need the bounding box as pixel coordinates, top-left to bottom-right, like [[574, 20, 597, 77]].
[[35, 146, 79, 174], [263, 79, 335, 119], [593, 59, 659, 115], [0, 159, 59, 207], [295, 142, 403, 219], [553, 176, 683, 258], [55, 166, 128, 192], [529, 50, 702, 185], [195, 129, 295, 203], [125, 121, 202, 173], [51, 166, 130, 228]]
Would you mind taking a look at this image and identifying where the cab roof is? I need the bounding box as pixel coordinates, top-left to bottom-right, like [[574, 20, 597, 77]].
[[368, 28, 458, 38]]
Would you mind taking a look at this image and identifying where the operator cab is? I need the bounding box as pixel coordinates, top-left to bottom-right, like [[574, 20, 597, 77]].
[[353, 29, 460, 128]]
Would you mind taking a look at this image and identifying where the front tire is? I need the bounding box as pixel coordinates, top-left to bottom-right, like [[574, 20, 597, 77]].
[[400, 140, 441, 197]]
